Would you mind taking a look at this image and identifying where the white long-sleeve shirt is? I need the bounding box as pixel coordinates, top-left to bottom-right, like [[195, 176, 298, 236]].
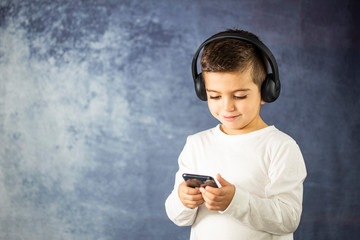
[[165, 125, 307, 240]]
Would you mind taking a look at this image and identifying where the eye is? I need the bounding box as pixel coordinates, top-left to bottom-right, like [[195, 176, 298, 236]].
[[234, 95, 247, 100], [209, 96, 221, 100]]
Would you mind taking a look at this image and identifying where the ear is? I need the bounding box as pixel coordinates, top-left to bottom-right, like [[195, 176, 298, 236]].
[[261, 99, 266, 105]]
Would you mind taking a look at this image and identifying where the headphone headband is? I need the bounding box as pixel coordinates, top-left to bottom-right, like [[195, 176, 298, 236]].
[[191, 32, 281, 102]]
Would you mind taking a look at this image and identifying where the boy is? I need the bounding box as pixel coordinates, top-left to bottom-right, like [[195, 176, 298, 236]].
[[165, 29, 307, 240]]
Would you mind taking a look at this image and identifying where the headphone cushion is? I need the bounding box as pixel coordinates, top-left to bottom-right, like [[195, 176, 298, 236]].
[[195, 73, 207, 101], [261, 74, 279, 103]]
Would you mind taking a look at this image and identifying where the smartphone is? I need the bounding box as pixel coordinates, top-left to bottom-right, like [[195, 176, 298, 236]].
[[182, 173, 218, 188]]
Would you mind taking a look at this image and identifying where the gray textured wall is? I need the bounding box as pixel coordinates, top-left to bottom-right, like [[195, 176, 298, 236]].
[[0, 0, 359, 239]]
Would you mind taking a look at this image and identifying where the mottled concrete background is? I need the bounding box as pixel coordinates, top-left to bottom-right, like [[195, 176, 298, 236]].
[[0, 0, 359, 239]]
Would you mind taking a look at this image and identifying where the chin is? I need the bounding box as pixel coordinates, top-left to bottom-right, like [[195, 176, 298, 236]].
[[222, 122, 241, 128], [222, 124, 243, 131]]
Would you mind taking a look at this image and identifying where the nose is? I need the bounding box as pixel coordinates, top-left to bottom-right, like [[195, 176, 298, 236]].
[[223, 97, 235, 112]]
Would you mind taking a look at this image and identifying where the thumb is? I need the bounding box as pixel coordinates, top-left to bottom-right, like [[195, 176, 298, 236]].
[[217, 173, 231, 187]]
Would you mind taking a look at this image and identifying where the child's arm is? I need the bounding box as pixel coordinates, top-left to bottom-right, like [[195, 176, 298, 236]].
[[221, 180, 303, 235], [165, 137, 201, 226], [165, 179, 200, 226], [201, 141, 306, 235]]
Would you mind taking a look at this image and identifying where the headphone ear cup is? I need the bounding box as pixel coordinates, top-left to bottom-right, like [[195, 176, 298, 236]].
[[261, 74, 280, 103], [195, 73, 207, 101]]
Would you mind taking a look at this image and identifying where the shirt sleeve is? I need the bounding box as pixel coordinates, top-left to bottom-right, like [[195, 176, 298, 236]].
[[220, 140, 307, 234], [165, 136, 199, 226]]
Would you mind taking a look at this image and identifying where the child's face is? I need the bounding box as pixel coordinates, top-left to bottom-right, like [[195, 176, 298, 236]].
[[203, 69, 266, 135]]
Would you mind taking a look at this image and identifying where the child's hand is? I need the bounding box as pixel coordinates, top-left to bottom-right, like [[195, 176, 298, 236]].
[[178, 181, 205, 209], [200, 174, 235, 211]]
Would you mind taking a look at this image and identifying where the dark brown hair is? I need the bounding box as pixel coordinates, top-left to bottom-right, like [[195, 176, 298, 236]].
[[200, 29, 268, 89]]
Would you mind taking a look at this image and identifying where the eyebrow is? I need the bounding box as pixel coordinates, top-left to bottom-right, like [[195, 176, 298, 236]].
[[206, 88, 251, 93]]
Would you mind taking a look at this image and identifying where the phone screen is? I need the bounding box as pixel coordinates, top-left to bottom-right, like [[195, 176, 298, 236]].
[[182, 173, 218, 188]]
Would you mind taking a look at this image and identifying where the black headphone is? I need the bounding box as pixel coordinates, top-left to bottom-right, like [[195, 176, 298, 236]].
[[191, 32, 281, 102]]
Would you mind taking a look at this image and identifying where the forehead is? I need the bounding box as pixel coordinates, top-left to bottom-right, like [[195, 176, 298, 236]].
[[203, 69, 257, 91]]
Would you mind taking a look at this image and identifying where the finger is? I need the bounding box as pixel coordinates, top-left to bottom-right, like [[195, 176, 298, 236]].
[[202, 193, 223, 211], [187, 203, 204, 209], [183, 187, 202, 195], [188, 198, 205, 205], [217, 173, 231, 187], [180, 192, 203, 208], [186, 193, 204, 201], [180, 183, 201, 195], [204, 201, 222, 211], [201, 192, 227, 211], [204, 186, 224, 195], [184, 198, 204, 208], [200, 187, 222, 202]]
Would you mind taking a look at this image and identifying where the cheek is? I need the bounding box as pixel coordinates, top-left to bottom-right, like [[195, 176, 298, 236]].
[[207, 101, 219, 116], [246, 99, 261, 113], [235, 100, 249, 112], [237, 98, 259, 113]]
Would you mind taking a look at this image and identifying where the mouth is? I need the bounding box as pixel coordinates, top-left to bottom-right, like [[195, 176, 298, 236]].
[[222, 115, 240, 122]]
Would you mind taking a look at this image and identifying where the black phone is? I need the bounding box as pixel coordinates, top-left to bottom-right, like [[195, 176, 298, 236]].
[[182, 173, 218, 188]]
